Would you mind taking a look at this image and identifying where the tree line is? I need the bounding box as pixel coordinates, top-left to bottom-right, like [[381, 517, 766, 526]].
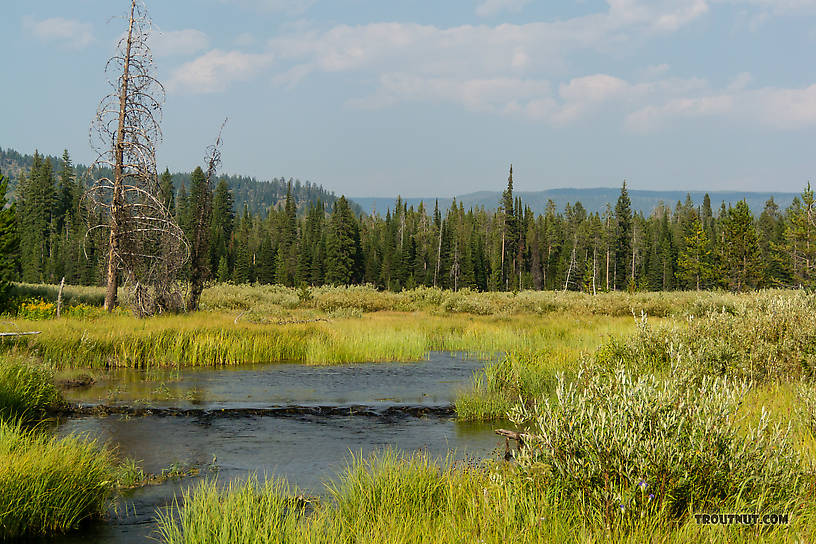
[[2, 153, 816, 299]]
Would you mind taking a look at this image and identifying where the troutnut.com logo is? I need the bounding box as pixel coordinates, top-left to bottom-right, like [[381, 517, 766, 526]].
[[694, 513, 789, 526]]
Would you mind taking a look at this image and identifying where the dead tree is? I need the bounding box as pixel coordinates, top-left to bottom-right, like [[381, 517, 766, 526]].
[[86, 0, 188, 316], [187, 121, 227, 311]]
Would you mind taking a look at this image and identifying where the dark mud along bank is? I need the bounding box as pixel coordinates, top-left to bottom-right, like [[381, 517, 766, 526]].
[[43, 352, 504, 543]]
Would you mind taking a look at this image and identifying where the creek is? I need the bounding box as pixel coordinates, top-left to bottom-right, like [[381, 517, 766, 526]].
[[48, 352, 502, 543]]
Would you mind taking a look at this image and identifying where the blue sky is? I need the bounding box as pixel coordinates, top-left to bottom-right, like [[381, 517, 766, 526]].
[[2, 0, 816, 197]]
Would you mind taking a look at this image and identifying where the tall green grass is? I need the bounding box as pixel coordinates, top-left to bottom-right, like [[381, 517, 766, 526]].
[[1, 312, 638, 369], [200, 283, 762, 318], [0, 420, 116, 539], [157, 449, 816, 544], [0, 355, 61, 422]]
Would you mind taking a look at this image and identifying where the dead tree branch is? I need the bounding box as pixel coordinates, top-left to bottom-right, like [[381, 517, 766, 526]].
[[85, 0, 188, 317]]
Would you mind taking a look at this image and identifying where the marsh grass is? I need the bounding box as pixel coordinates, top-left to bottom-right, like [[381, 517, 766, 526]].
[[0, 420, 116, 539], [456, 316, 638, 421], [157, 449, 816, 544], [1, 311, 639, 369], [0, 355, 61, 422]]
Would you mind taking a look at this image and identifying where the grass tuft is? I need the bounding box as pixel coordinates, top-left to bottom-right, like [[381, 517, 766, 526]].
[[0, 420, 116, 539]]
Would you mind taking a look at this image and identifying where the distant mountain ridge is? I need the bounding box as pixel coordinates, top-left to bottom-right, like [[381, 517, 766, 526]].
[[352, 188, 800, 216]]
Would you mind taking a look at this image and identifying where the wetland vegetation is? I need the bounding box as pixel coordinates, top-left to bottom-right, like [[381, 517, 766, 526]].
[[2, 285, 816, 541]]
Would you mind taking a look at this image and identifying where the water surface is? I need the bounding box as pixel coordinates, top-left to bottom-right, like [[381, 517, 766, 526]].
[[47, 353, 502, 544]]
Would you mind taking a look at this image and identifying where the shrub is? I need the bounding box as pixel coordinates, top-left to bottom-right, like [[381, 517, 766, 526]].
[[510, 370, 808, 525], [585, 292, 816, 383]]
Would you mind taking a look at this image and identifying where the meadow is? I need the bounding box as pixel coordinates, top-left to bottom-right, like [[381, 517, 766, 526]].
[[2, 283, 816, 542]]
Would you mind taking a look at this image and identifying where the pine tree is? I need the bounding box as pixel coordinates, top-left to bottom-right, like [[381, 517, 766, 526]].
[[613, 181, 632, 289], [500, 165, 517, 290], [722, 200, 761, 291], [784, 184, 816, 287], [275, 182, 298, 286], [0, 171, 18, 312], [325, 196, 362, 285], [210, 178, 235, 277], [216, 255, 230, 283], [677, 217, 713, 290], [159, 168, 175, 212], [186, 166, 213, 310], [18, 152, 55, 283]]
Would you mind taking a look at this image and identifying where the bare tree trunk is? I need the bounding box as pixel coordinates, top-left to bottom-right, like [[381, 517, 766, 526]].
[[104, 0, 136, 312], [592, 247, 597, 296], [56, 277, 65, 318]]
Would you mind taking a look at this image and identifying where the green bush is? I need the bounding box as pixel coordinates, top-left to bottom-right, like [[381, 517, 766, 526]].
[[589, 293, 816, 382], [510, 370, 808, 524]]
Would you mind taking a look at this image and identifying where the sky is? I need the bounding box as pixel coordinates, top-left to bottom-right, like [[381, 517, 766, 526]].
[[2, 0, 816, 198]]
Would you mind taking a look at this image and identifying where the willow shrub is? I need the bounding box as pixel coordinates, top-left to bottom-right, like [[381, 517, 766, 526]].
[[590, 292, 816, 382], [510, 370, 810, 526]]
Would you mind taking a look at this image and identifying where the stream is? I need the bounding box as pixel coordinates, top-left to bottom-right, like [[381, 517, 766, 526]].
[[46, 352, 503, 543]]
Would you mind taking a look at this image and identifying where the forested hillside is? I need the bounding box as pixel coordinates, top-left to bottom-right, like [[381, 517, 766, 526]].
[[2, 151, 815, 294], [0, 147, 352, 216]]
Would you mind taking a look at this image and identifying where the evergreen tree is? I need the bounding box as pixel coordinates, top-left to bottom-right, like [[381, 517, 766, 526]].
[[677, 217, 713, 290], [613, 181, 632, 289], [500, 165, 517, 290], [722, 200, 761, 291], [186, 166, 214, 310], [159, 168, 175, 212], [784, 184, 816, 287], [275, 182, 299, 286], [210, 178, 235, 276], [17, 152, 55, 283], [0, 171, 18, 312], [325, 196, 362, 284]]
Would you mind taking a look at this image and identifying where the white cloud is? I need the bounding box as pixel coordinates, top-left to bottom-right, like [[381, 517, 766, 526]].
[[168, 50, 274, 93], [167, 0, 816, 131], [625, 83, 816, 130], [476, 0, 532, 18], [171, 1, 717, 97], [150, 28, 209, 57], [348, 74, 553, 116], [23, 17, 94, 50]]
